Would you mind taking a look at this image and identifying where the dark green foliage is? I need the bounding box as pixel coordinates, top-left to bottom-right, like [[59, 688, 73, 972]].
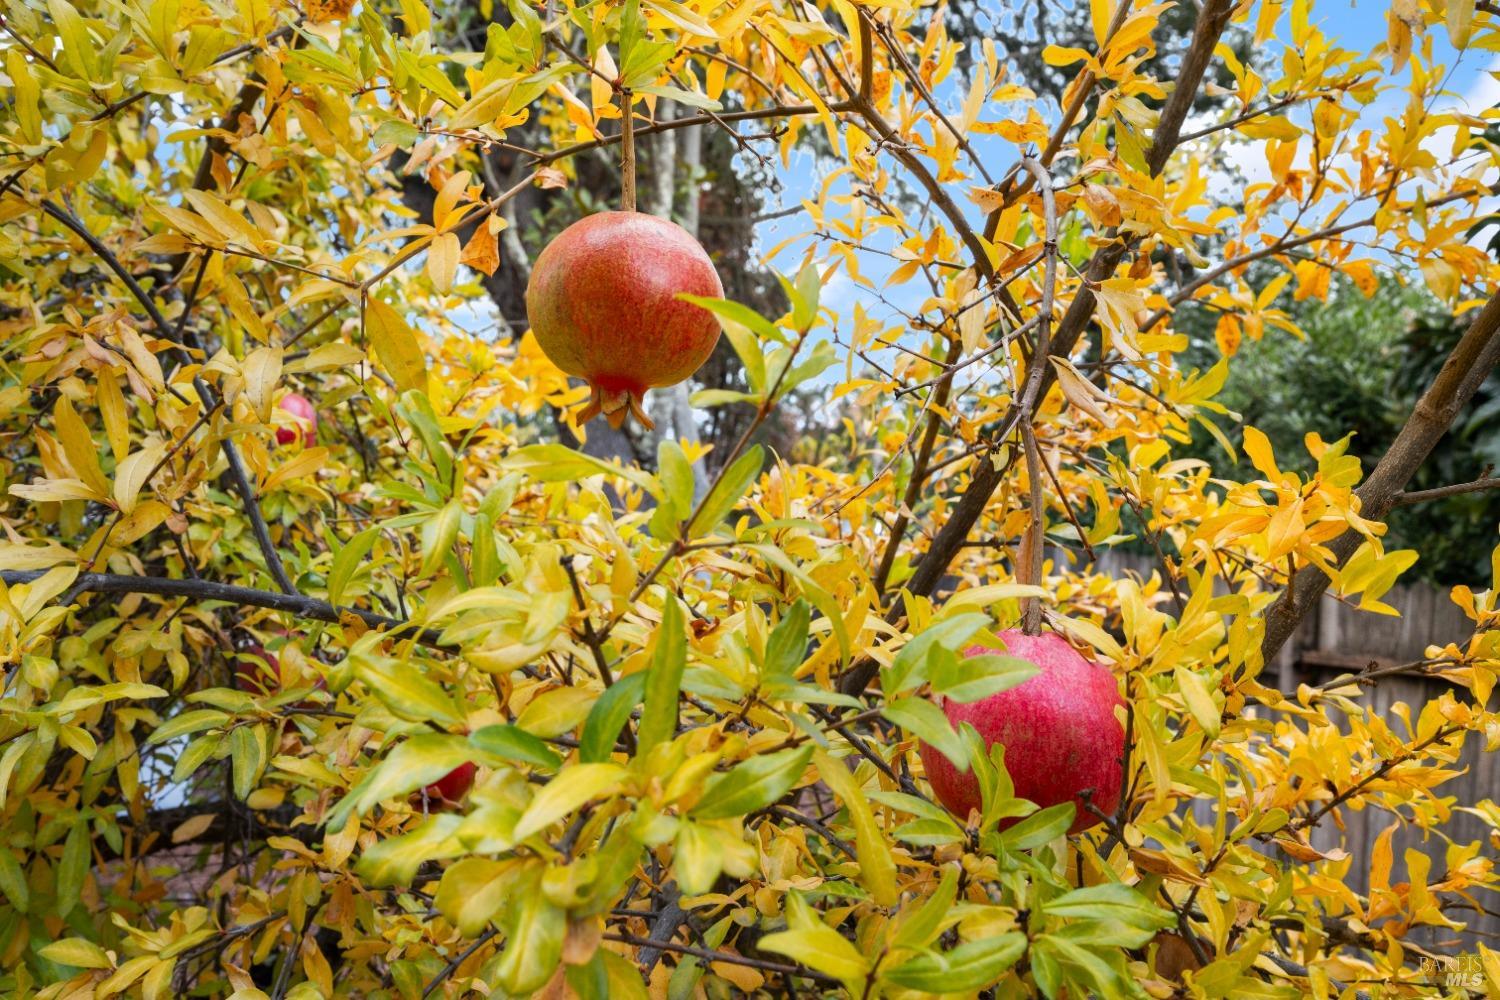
[[1180, 277, 1500, 584]]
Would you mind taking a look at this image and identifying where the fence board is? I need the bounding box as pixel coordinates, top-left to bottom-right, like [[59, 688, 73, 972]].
[[1072, 550, 1497, 949]]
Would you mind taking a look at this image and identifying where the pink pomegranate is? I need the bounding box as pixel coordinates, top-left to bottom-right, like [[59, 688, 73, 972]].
[[919, 629, 1124, 834], [525, 212, 723, 429], [275, 393, 317, 447]]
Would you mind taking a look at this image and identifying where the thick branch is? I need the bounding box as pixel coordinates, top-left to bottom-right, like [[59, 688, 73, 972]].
[[1, 570, 450, 649], [1260, 290, 1500, 664], [841, 0, 1236, 696]]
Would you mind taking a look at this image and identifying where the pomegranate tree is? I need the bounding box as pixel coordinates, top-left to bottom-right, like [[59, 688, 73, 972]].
[[920, 629, 1124, 834], [525, 211, 723, 429]]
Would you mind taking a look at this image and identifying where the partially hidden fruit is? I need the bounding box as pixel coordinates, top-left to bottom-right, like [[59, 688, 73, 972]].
[[233, 644, 282, 694], [412, 762, 477, 809], [919, 629, 1124, 834], [525, 211, 723, 429], [275, 392, 317, 447], [233, 643, 326, 698]]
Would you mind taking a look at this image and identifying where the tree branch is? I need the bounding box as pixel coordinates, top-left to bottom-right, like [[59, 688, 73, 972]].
[[1391, 475, 1500, 506], [841, 0, 1237, 696], [0, 570, 450, 649], [38, 200, 299, 595]]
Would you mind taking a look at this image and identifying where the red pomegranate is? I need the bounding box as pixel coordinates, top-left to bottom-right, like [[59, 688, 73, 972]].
[[275, 392, 317, 447], [233, 643, 326, 697], [233, 644, 282, 694], [412, 762, 477, 808], [919, 629, 1124, 835], [525, 211, 723, 429]]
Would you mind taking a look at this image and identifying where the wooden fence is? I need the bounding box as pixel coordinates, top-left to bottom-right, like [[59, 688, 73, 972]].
[[1085, 550, 1497, 951]]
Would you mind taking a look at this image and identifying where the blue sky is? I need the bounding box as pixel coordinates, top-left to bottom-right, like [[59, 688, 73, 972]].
[[752, 6, 1499, 336]]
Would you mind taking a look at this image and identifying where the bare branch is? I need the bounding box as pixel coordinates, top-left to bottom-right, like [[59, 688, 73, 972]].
[[1391, 475, 1500, 506], [1, 570, 451, 649]]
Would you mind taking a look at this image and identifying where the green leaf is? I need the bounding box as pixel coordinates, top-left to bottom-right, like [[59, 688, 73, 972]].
[[229, 724, 266, 800], [502, 443, 660, 500], [395, 390, 455, 488], [814, 747, 896, 906], [674, 820, 722, 896], [638, 598, 687, 753], [882, 697, 966, 770], [579, 672, 647, 763], [692, 745, 812, 820], [617, 0, 644, 68], [146, 709, 230, 744], [513, 763, 628, 841], [420, 500, 464, 578], [434, 857, 512, 936], [1174, 666, 1221, 738], [327, 525, 380, 606], [997, 802, 1076, 851], [352, 652, 463, 727], [930, 653, 1039, 703], [328, 733, 478, 829], [883, 613, 989, 695], [883, 933, 1026, 992], [355, 815, 464, 887], [1042, 882, 1174, 931], [172, 733, 222, 783], [787, 261, 822, 331], [493, 867, 565, 995], [635, 84, 721, 110], [762, 600, 809, 681], [55, 822, 88, 918], [687, 444, 762, 537], [469, 724, 562, 770], [758, 891, 868, 983], [891, 866, 959, 950], [688, 388, 760, 409], [37, 937, 112, 970], [0, 846, 28, 913], [470, 511, 502, 587], [655, 439, 694, 528]]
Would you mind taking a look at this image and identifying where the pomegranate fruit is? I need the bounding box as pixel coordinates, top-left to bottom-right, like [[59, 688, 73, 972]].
[[412, 762, 477, 808], [919, 629, 1124, 835], [275, 392, 317, 447], [525, 211, 723, 429], [232, 643, 326, 698], [233, 644, 282, 694]]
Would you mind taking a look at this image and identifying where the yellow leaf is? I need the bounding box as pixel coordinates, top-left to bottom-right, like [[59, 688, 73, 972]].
[[428, 231, 460, 292], [1446, 0, 1474, 47], [365, 298, 428, 394], [241, 346, 282, 422], [1241, 426, 1280, 481], [262, 448, 328, 493], [513, 764, 628, 841], [38, 938, 112, 969], [53, 396, 109, 498], [1173, 667, 1220, 738], [432, 170, 472, 231], [814, 748, 896, 906], [113, 441, 167, 515], [1041, 45, 1091, 67], [172, 813, 217, 844]]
